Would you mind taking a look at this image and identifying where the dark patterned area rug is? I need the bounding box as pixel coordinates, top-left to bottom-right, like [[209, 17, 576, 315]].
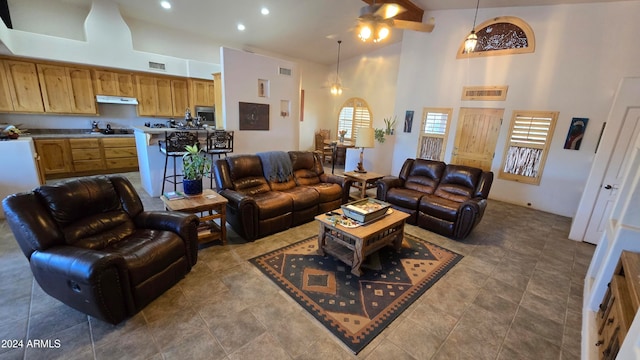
[[249, 233, 462, 354]]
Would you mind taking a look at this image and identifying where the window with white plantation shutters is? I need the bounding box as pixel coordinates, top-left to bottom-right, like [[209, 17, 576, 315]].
[[499, 110, 558, 185], [337, 98, 372, 141], [417, 108, 452, 161]]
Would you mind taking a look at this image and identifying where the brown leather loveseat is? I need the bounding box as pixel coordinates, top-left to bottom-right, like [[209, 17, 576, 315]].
[[213, 151, 351, 241], [2, 175, 200, 324], [376, 158, 493, 240]]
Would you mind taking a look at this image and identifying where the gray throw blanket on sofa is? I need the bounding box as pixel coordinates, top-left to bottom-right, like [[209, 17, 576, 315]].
[[257, 151, 293, 182]]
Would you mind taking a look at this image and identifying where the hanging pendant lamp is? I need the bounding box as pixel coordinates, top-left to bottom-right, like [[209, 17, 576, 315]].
[[464, 0, 480, 53], [330, 40, 343, 96]]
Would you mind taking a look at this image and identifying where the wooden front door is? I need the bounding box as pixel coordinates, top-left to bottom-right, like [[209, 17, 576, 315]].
[[451, 107, 504, 171]]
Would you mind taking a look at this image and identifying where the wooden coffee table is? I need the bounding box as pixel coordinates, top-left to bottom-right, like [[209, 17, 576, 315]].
[[315, 208, 410, 276], [160, 188, 228, 246]]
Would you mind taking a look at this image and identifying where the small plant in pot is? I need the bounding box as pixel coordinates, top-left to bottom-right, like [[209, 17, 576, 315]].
[[182, 143, 211, 196]]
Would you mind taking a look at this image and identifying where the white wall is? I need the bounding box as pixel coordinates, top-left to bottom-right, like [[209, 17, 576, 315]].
[[220, 47, 300, 154], [391, 2, 640, 218]]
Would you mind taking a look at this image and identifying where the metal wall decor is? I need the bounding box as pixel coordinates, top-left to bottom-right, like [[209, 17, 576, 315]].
[[457, 16, 535, 58]]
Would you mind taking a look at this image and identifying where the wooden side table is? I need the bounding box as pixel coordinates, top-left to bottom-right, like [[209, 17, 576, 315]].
[[160, 188, 228, 246], [343, 171, 385, 199]]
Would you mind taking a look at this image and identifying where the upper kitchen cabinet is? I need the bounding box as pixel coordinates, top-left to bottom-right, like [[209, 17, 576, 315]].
[[136, 74, 187, 118], [0, 60, 44, 113], [171, 79, 189, 118], [37, 64, 96, 114], [188, 78, 215, 109], [93, 70, 135, 97]]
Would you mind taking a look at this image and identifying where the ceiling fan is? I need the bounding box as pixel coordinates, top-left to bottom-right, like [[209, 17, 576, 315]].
[[357, 0, 434, 42]]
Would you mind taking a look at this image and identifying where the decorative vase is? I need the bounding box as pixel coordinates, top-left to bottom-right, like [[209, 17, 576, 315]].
[[183, 179, 203, 196], [339, 134, 345, 143]]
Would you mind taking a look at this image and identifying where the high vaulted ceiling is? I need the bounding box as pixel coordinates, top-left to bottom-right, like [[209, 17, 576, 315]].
[[22, 0, 635, 65]]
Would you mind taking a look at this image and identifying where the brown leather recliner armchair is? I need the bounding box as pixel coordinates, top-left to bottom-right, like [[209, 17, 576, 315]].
[[377, 158, 493, 240], [1, 175, 200, 324]]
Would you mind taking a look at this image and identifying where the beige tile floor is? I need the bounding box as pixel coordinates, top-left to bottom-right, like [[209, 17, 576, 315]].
[[0, 171, 595, 359]]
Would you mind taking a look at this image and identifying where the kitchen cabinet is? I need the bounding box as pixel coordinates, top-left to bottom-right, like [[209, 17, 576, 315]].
[[102, 137, 138, 170], [34, 139, 72, 175], [136, 74, 187, 117], [171, 79, 189, 118], [37, 64, 96, 114], [213, 73, 222, 128], [1, 60, 44, 113], [189, 78, 215, 109], [69, 138, 105, 172], [93, 69, 135, 97]]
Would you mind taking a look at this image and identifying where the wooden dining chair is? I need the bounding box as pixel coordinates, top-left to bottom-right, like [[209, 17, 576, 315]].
[[315, 132, 333, 164]]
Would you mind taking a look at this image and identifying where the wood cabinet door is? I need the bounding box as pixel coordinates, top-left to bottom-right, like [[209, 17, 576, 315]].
[[5, 60, 44, 113], [156, 78, 173, 117], [171, 79, 189, 117], [37, 64, 73, 113], [93, 70, 118, 95], [189, 79, 215, 108], [213, 73, 222, 128], [0, 63, 14, 111], [68, 68, 96, 114], [35, 139, 72, 175], [136, 75, 158, 116], [117, 73, 135, 97]]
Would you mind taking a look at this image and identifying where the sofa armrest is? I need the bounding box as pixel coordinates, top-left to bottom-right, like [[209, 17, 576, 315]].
[[134, 211, 200, 266], [453, 198, 487, 240], [218, 189, 259, 239], [30, 247, 131, 324], [219, 189, 257, 209], [376, 176, 404, 201], [319, 174, 353, 204]]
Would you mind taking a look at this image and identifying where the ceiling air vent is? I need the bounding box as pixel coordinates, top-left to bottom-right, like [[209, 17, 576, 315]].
[[278, 67, 292, 76], [462, 86, 508, 101], [148, 61, 166, 71]]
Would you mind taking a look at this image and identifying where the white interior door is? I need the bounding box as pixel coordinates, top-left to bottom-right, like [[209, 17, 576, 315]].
[[584, 108, 640, 244]]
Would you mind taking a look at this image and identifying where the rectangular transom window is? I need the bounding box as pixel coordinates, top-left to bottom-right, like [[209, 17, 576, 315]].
[[499, 110, 558, 185], [417, 108, 452, 161]]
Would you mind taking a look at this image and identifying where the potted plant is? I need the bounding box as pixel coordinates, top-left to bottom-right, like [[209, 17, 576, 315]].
[[384, 116, 397, 135], [182, 143, 211, 195]]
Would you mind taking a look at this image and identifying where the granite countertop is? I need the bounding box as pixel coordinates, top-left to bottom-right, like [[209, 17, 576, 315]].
[[26, 128, 135, 139]]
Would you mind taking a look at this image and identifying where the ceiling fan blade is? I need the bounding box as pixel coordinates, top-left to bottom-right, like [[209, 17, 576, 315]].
[[393, 19, 435, 33], [364, 3, 406, 19]]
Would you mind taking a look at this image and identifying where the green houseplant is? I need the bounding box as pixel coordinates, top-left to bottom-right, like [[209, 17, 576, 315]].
[[384, 116, 397, 135], [182, 143, 211, 195]]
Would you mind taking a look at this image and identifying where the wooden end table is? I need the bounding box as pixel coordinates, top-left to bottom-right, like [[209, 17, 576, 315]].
[[343, 171, 385, 199], [315, 208, 410, 276], [160, 188, 228, 246]]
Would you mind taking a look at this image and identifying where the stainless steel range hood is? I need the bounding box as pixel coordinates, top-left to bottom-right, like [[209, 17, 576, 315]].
[[96, 95, 139, 105]]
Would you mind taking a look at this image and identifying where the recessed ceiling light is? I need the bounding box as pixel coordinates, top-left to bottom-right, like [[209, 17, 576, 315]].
[[160, 1, 171, 10], [261, 7, 270, 15], [237, 23, 246, 31]]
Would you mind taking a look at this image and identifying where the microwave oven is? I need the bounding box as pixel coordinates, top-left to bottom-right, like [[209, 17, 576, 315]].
[[195, 106, 215, 124]]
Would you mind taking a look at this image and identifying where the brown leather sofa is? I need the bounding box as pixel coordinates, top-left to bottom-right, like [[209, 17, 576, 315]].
[[1, 175, 200, 324], [376, 158, 493, 240], [213, 151, 351, 241]]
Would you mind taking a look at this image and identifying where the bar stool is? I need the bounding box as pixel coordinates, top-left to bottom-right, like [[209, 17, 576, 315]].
[[159, 131, 200, 194], [205, 130, 234, 188]]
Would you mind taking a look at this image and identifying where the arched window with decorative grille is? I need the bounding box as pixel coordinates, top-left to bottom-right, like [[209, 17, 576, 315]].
[[457, 16, 535, 59], [337, 97, 373, 141]]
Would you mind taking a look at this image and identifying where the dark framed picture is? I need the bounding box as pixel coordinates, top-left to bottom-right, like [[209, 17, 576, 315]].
[[564, 117, 588, 150], [404, 110, 414, 133], [239, 102, 270, 130]]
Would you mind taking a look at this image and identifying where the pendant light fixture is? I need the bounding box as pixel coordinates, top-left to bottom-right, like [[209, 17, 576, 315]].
[[464, 0, 480, 53], [330, 40, 343, 96]]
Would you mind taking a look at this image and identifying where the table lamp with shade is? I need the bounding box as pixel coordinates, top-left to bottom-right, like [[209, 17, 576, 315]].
[[355, 127, 375, 173]]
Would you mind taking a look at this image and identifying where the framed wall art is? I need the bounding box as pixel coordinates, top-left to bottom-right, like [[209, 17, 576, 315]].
[[564, 117, 588, 150], [239, 102, 270, 130], [404, 110, 414, 133]]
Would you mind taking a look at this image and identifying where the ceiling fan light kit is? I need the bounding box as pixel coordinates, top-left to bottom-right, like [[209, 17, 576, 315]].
[[465, 0, 481, 53], [356, 1, 433, 43]]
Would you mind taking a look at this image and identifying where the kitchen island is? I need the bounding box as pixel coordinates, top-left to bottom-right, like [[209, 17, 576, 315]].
[[133, 126, 210, 197]]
